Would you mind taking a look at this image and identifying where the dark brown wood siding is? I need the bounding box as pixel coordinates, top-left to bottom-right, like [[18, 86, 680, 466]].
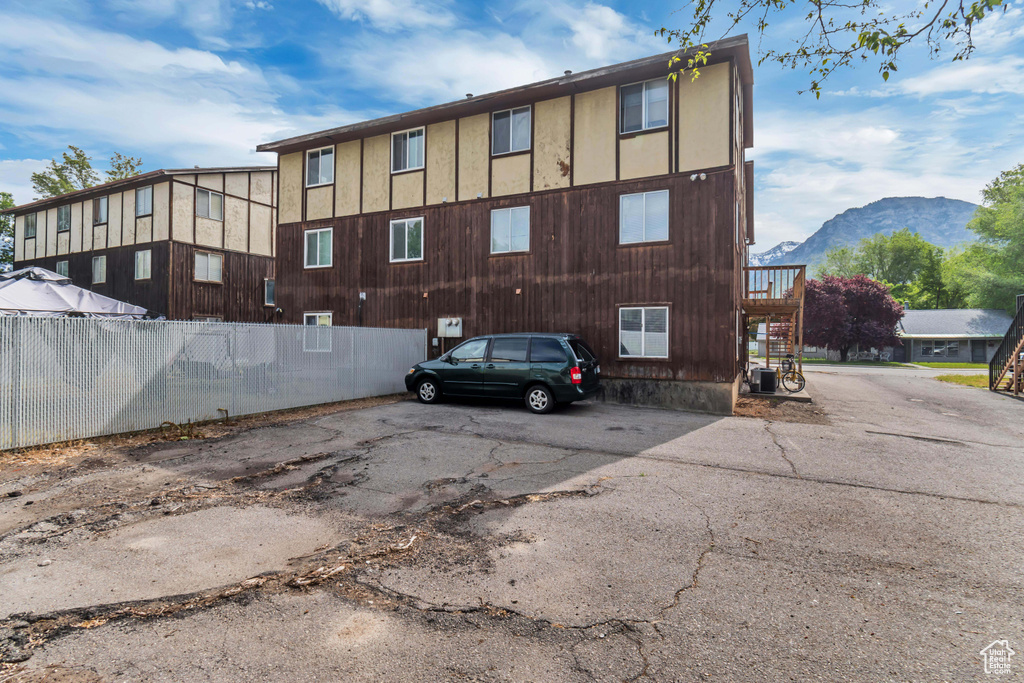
[[167, 243, 276, 322], [276, 171, 741, 383]]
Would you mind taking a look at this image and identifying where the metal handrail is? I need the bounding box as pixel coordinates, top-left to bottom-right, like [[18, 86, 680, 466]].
[[990, 300, 1024, 391]]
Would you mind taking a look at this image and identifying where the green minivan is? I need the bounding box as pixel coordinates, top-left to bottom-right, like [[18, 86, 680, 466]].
[[404, 333, 600, 414]]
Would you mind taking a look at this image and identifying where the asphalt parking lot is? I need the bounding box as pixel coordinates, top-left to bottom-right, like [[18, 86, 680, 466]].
[[1, 367, 1022, 681]]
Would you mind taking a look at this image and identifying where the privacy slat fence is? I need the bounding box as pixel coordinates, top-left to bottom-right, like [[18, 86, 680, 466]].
[[0, 318, 427, 450]]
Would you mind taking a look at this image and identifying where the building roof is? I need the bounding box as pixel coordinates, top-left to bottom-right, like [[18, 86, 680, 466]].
[[898, 309, 1013, 339], [3, 166, 277, 216], [257, 34, 754, 155]]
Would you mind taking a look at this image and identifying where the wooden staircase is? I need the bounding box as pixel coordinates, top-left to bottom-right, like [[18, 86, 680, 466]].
[[766, 316, 797, 364], [990, 300, 1024, 395], [742, 265, 806, 373]]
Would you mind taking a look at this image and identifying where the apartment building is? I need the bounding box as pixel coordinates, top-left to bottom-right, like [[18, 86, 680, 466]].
[[257, 35, 755, 413], [8, 167, 279, 321]]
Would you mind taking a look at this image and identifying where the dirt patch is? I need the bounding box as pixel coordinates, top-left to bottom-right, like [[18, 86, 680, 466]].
[[734, 396, 830, 424]]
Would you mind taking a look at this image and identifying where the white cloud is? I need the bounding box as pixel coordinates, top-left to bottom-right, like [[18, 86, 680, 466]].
[[899, 56, 1024, 96], [105, 0, 233, 47], [553, 1, 659, 61], [316, 0, 455, 30], [0, 159, 49, 206]]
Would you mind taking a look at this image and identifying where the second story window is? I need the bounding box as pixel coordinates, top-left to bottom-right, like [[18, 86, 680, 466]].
[[619, 190, 669, 244], [25, 214, 37, 239], [306, 147, 334, 187], [304, 227, 332, 268], [93, 196, 108, 225], [57, 205, 71, 233], [391, 128, 424, 173], [194, 252, 223, 283], [136, 186, 153, 216], [492, 106, 531, 155], [620, 78, 669, 134], [197, 189, 224, 221], [490, 206, 530, 254], [390, 217, 423, 262]]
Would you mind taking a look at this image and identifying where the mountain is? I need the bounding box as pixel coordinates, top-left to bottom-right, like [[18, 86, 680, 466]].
[[748, 241, 800, 267], [754, 196, 980, 269]]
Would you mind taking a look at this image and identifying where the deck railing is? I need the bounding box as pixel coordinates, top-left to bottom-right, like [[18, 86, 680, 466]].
[[989, 300, 1024, 392], [744, 265, 806, 301]]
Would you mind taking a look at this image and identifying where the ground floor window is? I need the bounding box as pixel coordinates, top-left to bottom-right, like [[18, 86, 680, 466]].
[[921, 340, 959, 357], [56, 260, 68, 277], [619, 306, 669, 358], [92, 255, 106, 284], [264, 278, 275, 306], [194, 252, 223, 283], [303, 312, 332, 352], [135, 249, 151, 280], [390, 217, 423, 262]]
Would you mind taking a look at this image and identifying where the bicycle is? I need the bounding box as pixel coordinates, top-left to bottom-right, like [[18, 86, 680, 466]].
[[778, 355, 806, 393]]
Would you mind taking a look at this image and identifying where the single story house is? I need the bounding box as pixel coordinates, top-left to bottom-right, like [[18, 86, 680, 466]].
[[895, 308, 1013, 363]]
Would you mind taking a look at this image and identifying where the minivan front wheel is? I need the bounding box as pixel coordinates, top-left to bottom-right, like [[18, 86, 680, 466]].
[[525, 385, 555, 414], [417, 378, 441, 404]]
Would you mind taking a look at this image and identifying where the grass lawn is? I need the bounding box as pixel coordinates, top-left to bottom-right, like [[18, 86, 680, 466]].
[[798, 358, 907, 367], [935, 374, 989, 388], [913, 362, 988, 369]]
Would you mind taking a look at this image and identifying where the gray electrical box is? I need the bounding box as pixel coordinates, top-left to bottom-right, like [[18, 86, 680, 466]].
[[437, 317, 463, 338]]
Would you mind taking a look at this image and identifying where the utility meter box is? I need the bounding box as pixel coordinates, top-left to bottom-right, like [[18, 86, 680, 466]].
[[437, 317, 463, 338]]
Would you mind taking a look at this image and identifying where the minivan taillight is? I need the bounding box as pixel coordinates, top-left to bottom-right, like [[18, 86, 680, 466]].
[[570, 367, 582, 384]]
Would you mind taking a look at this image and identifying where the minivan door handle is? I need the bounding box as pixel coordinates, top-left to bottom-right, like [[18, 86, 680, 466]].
[[486, 364, 495, 369], [470, 364, 481, 368]]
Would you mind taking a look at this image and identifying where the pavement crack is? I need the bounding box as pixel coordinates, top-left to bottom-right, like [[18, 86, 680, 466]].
[[764, 421, 800, 478], [660, 490, 714, 614]]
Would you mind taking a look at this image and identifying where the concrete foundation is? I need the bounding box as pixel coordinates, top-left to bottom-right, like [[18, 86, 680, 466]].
[[596, 376, 739, 415]]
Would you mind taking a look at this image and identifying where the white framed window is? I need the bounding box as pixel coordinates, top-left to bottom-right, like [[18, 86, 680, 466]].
[[135, 249, 152, 280], [93, 196, 108, 225], [619, 306, 669, 359], [136, 186, 153, 216], [490, 206, 530, 254], [264, 278, 275, 306], [391, 128, 425, 173], [57, 205, 71, 233], [619, 190, 669, 244], [304, 227, 333, 268], [196, 188, 224, 221], [92, 255, 106, 284], [194, 315, 222, 322], [306, 146, 334, 187], [492, 106, 531, 155], [620, 78, 669, 134], [25, 213, 37, 239], [194, 252, 223, 283], [390, 217, 423, 262], [922, 340, 959, 358], [56, 260, 69, 277], [303, 312, 332, 352]]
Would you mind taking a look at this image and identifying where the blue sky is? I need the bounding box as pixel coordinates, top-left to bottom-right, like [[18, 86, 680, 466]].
[[1, 0, 1022, 250]]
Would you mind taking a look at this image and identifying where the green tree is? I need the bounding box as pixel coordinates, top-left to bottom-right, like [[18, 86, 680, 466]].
[[818, 246, 859, 278], [106, 152, 143, 181], [31, 145, 100, 198], [854, 228, 932, 285], [0, 191, 14, 272], [659, 0, 1006, 96]]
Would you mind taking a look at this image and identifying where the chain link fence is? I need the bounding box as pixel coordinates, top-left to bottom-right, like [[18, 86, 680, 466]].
[[0, 317, 426, 450]]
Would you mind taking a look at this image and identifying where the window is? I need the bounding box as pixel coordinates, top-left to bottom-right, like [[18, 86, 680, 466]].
[[92, 255, 106, 284], [923, 340, 959, 358], [490, 337, 529, 362], [194, 252, 223, 283], [303, 312, 332, 352], [264, 279, 275, 306], [390, 217, 423, 262], [57, 205, 71, 233], [450, 339, 488, 362], [530, 338, 568, 363], [24, 214, 36, 239], [946, 341, 959, 357], [304, 227, 332, 268], [194, 315, 222, 322], [569, 339, 597, 363], [391, 128, 424, 173], [619, 190, 669, 244], [135, 249, 152, 280], [620, 78, 669, 134], [619, 306, 669, 358], [136, 186, 153, 216], [490, 206, 530, 254], [56, 260, 69, 277], [197, 189, 224, 221], [306, 147, 334, 187], [492, 106, 531, 155], [93, 197, 108, 225]]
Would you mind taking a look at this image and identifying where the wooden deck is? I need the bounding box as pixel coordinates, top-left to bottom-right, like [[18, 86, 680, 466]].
[[743, 265, 806, 371]]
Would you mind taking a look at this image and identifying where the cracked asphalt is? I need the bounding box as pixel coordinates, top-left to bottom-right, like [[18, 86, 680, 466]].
[[1, 367, 1022, 681]]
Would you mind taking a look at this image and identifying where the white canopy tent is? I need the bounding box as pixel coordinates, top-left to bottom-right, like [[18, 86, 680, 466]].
[[0, 267, 161, 319]]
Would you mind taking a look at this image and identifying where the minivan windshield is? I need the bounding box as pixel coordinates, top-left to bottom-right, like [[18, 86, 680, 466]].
[[450, 339, 488, 362]]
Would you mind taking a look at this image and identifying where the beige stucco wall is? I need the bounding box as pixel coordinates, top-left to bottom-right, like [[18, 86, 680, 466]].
[[45, 208, 58, 256], [458, 113, 489, 201], [153, 182, 170, 241], [279, 152, 303, 224], [69, 203, 82, 253], [171, 180, 194, 242], [619, 131, 670, 180], [57, 232, 70, 255], [93, 223, 106, 250], [224, 196, 248, 251], [136, 215, 153, 243], [195, 216, 222, 248], [426, 120, 456, 205], [123, 189, 137, 245], [573, 86, 616, 185], [13, 216, 24, 262], [107, 194, 122, 248], [678, 61, 730, 172], [225, 173, 248, 199], [362, 135, 390, 214], [533, 96, 572, 191], [392, 171, 424, 209], [491, 153, 531, 197], [306, 185, 333, 221], [335, 141, 361, 216], [251, 171, 274, 205], [250, 204, 273, 256], [82, 199, 94, 251], [197, 173, 224, 192]]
